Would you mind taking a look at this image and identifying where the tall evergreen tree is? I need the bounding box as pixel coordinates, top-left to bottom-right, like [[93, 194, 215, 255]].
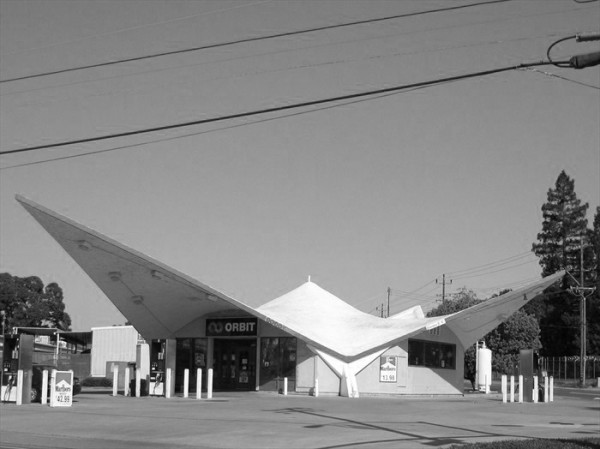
[[586, 207, 600, 355], [530, 171, 590, 356], [532, 170, 590, 284]]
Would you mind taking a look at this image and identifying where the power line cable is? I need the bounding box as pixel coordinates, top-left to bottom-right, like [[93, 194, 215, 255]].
[[0, 1, 274, 58], [1, 79, 451, 169], [447, 251, 534, 276], [0, 59, 565, 157], [0, 0, 511, 84]]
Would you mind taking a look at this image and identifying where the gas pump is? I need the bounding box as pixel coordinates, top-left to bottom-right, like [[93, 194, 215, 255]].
[[149, 340, 166, 396], [2, 334, 33, 403]]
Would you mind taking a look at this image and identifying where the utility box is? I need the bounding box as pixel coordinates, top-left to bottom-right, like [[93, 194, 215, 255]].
[[519, 349, 538, 402]]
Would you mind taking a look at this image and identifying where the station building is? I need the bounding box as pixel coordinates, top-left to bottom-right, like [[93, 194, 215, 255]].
[[16, 195, 562, 397]]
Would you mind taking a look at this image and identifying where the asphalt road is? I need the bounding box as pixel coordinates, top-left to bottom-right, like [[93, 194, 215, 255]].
[[1, 388, 598, 449]]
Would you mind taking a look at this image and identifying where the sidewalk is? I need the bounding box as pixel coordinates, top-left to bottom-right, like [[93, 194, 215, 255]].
[[1, 390, 598, 449]]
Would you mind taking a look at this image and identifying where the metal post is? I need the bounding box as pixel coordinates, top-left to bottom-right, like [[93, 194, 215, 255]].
[[518, 375, 523, 403], [510, 376, 515, 403], [502, 375, 507, 403], [135, 369, 141, 397], [165, 368, 171, 399], [124, 367, 130, 397]]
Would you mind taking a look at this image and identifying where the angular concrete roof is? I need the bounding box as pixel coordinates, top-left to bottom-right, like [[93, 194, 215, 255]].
[[16, 195, 563, 361]]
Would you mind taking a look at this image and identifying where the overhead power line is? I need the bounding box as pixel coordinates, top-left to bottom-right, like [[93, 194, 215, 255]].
[[0, 59, 566, 157], [0, 0, 511, 83]]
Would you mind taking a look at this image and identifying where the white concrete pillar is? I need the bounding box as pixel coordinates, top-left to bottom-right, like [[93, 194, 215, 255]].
[[183, 369, 189, 398], [165, 368, 172, 399], [518, 375, 523, 403], [533, 376, 538, 403], [207, 368, 213, 399], [16, 370, 23, 406], [509, 376, 515, 403], [135, 369, 141, 398], [314, 378, 319, 398], [544, 376, 548, 403], [124, 367, 130, 397], [41, 370, 49, 405], [549, 376, 554, 402], [283, 377, 288, 396], [197, 369, 203, 399], [501, 375, 507, 403]]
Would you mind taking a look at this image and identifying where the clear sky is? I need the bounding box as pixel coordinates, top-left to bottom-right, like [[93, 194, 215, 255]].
[[1, 0, 598, 331]]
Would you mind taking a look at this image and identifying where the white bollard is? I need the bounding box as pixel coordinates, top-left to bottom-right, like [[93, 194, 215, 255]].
[[283, 377, 288, 396], [197, 369, 203, 399], [549, 376, 554, 402], [183, 369, 189, 398], [502, 375, 507, 403], [124, 367, 130, 397], [165, 368, 172, 399], [533, 376, 538, 403], [485, 375, 490, 394], [518, 375, 523, 403], [41, 370, 49, 405], [207, 368, 213, 399], [112, 365, 118, 397], [510, 376, 515, 403], [314, 378, 319, 398], [135, 369, 141, 398], [50, 369, 57, 407], [597, 377, 599, 388], [544, 376, 548, 403], [16, 370, 23, 406]]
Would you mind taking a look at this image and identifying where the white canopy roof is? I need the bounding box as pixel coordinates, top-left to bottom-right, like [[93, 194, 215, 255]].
[[17, 195, 563, 362]]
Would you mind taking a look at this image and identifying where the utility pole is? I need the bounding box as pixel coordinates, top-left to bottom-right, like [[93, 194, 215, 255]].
[[387, 287, 391, 318], [569, 235, 596, 387], [436, 274, 452, 305]]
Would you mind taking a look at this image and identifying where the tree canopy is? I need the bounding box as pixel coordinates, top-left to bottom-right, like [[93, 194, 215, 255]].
[[0, 273, 71, 332], [529, 171, 598, 356]]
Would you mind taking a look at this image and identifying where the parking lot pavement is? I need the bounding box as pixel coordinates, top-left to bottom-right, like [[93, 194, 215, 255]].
[[1, 390, 598, 449]]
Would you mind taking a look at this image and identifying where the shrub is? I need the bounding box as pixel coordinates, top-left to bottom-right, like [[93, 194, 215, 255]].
[[81, 377, 113, 387]]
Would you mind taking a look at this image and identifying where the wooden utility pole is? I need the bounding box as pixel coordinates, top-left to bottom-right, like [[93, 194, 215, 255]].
[[436, 274, 452, 304]]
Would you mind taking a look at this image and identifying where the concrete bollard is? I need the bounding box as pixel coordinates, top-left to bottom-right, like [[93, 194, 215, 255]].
[[16, 370, 23, 406], [41, 370, 49, 405], [165, 368, 171, 399], [183, 369, 189, 398], [597, 377, 599, 388], [135, 369, 141, 398], [549, 376, 554, 402], [283, 377, 288, 396], [314, 378, 319, 397], [544, 376, 548, 403], [112, 365, 118, 397], [518, 375, 523, 403], [533, 376, 538, 403], [196, 368, 202, 400], [502, 375, 507, 403], [50, 369, 57, 407], [509, 376, 515, 403], [124, 367, 130, 397], [207, 368, 213, 399]]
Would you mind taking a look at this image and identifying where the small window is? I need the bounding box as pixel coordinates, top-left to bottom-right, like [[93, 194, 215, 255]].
[[408, 339, 455, 369]]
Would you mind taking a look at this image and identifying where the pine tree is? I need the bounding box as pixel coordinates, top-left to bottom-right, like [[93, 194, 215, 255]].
[[532, 170, 590, 284], [530, 171, 590, 356]]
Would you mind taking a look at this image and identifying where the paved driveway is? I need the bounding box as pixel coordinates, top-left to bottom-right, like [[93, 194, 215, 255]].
[[1, 390, 598, 449]]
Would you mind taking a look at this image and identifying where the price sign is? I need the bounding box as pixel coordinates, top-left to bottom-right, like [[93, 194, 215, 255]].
[[379, 356, 397, 383], [51, 371, 73, 407]]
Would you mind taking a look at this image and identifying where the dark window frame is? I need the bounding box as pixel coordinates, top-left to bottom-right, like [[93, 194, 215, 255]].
[[408, 339, 456, 370]]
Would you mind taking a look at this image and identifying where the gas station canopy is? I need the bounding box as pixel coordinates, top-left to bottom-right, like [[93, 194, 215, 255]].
[[16, 194, 563, 362]]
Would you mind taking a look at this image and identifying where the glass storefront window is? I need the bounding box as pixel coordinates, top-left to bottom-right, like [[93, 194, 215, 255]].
[[408, 339, 455, 369], [259, 337, 297, 390]]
